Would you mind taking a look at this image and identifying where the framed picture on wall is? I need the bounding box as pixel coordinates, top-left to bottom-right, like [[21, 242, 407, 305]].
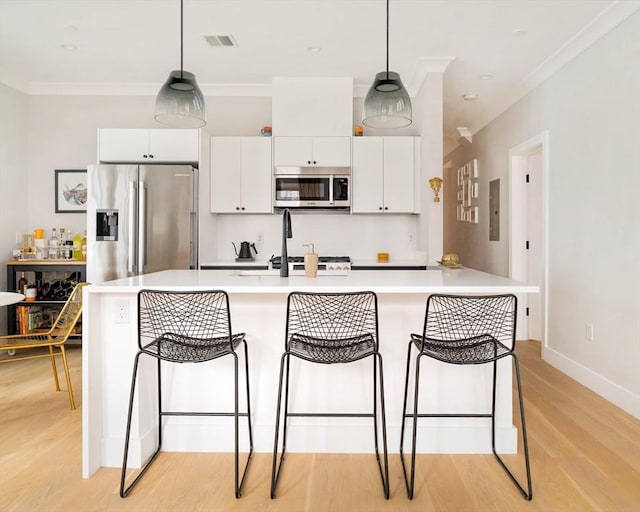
[[55, 169, 87, 213]]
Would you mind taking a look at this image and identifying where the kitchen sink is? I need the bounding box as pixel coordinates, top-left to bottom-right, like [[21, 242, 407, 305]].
[[232, 269, 348, 277]]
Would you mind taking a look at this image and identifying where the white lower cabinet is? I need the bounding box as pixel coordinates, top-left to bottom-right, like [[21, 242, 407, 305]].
[[210, 137, 272, 213], [98, 128, 199, 163], [352, 136, 419, 214]]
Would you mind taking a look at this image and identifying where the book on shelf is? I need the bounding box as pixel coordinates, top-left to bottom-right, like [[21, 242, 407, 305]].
[[15, 305, 56, 334]]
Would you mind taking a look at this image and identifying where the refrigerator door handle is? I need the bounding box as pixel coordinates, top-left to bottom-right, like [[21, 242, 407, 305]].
[[128, 181, 137, 274], [139, 181, 146, 274]]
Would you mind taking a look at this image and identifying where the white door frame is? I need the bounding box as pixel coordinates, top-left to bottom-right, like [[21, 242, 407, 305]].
[[509, 131, 549, 350]]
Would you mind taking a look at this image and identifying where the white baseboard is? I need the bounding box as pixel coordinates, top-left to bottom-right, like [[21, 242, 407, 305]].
[[103, 421, 520, 469], [543, 346, 640, 419]]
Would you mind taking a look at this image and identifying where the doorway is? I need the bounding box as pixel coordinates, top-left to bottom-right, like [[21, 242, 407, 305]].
[[509, 132, 548, 346]]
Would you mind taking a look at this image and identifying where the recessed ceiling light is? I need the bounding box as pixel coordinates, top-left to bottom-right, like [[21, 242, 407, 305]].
[[59, 44, 77, 51], [463, 93, 479, 101], [306, 46, 322, 53], [513, 28, 527, 36], [480, 74, 492, 80]]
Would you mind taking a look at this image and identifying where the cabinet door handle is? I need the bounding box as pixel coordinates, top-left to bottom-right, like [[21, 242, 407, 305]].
[[241, 207, 245, 211], [235, 207, 240, 211], [379, 207, 383, 211], [149, 154, 154, 159], [313, 160, 317, 165], [307, 160, 311, 165], [143, 154, 148, 158], [384, 206, 389, 210]]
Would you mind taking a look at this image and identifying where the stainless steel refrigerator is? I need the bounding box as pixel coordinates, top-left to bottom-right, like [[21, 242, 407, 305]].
[[86, 164, 198, 284]]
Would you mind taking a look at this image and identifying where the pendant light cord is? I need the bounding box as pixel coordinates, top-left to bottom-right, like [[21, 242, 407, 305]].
[[385, 0, 389, 78], [180, 0, 184, 78]]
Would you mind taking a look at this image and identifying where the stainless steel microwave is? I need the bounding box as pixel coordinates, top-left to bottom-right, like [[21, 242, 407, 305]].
[[273, 167, 350, 209]]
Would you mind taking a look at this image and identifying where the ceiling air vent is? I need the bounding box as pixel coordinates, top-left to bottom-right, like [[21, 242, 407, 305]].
[[204, 35, 238, 48]]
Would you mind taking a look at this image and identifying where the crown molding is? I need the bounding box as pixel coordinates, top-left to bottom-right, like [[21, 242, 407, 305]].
[[24, 81, 274, 96], [406, 57, 455, 96], [519, 0, 639, 95], [467, 0, 640, 135]]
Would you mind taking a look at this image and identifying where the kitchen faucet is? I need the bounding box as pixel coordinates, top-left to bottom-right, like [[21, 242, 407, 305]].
[[280, 208, 293, 277]]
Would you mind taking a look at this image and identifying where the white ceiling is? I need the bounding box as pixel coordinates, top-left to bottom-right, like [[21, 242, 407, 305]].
[[1, 0, 637, 155]]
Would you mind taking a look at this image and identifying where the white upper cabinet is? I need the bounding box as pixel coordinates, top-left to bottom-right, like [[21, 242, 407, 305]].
[[352, 136, 419, 214], [273, 136, 351, 167], [351, 137, 384, 213], [210, 137, 272, 213], [98, 128, 199, 163]]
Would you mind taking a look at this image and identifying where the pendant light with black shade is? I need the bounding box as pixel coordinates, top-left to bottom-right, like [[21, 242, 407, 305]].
[[362, 0, 412, 128], [154, 0, 206, 128]]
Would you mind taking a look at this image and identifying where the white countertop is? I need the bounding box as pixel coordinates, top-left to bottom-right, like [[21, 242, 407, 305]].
[[86, 268, 538, 294]]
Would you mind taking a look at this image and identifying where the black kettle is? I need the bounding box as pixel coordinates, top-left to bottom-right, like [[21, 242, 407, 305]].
[[233, 241, 258, 260]]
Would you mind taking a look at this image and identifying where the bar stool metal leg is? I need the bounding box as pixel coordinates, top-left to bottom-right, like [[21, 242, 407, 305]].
[[491, 355, 533, 500], [399, 340, 419, 499], [120, 354, 163, 498], [235, 339, 254, 497], [271, 352, 291, 499], [374, 352, 390, 499]]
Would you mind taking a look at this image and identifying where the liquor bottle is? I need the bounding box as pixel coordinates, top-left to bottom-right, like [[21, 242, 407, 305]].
[[48, 228, 59, 260], [72, 232, 82, 259], [81, 229, 87, 260], [18, 272, 28, 294], [65, 239, 73, 259]]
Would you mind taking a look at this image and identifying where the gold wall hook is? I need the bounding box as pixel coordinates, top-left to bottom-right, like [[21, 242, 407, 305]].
[[429, 177, 443, 202]]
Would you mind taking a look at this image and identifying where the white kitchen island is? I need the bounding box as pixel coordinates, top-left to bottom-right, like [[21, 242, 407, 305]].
[[82, 268, 538, 478]]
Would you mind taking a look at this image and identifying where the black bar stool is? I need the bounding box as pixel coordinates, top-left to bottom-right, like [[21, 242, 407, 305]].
[[120, 289, 253, 498], [271, 291, 389, 499], [400, 293, 532, 500]]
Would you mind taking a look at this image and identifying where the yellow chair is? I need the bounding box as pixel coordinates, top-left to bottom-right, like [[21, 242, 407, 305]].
[[0, 282, 88, 410]]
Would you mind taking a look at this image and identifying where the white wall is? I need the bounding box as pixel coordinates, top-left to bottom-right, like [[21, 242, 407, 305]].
[[413, 73, 445, 263], [444, 12, 640, 416], [0, 83, 28, 334]]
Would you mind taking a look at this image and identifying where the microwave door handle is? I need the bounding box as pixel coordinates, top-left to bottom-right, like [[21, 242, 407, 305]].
[[329, 176, 334, 204], [128, 181, 137, 274]]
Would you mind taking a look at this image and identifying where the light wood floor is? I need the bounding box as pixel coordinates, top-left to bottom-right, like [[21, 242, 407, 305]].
[[1, 341, 639, 512]]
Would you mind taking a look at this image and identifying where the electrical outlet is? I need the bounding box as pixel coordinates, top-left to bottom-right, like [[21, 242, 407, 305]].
[[115, 300, 129, 324], [256, 232, 264, 244], [585, 323, 594, 342]]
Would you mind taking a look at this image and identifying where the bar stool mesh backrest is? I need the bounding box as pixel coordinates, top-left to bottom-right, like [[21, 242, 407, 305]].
[[139, 290, 239, 362], [419, 294, 516, 362], [286, 292, 379, 363]]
